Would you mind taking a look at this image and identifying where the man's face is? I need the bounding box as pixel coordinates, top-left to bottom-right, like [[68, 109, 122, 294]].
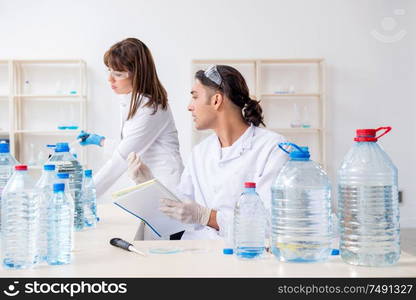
[[188, 80, 217, 130]]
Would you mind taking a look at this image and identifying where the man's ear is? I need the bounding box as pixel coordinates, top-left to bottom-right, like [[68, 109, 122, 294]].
[[211, 93, 224, 111]]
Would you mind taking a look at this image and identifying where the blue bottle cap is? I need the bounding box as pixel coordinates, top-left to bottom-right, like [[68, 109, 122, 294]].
[[289, 146, 310, 161], [57, 173, 69, 179], [53, 183, 65, 192], [223, 248, 234, 255], [0, 142, 10, 153], [331, 249, 340, 255], [55, 142, 69, 152], [44, 164, 55, 171], [278, 142, 310, 161], [85, 169, 92, 177], [46, 144, 56, 148]]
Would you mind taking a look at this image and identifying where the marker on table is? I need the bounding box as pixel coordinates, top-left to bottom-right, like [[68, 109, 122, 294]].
[[110, 238, 147, 257]]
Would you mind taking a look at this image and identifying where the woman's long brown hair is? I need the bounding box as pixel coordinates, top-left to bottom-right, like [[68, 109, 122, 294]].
[[104, 38, 168, 119]]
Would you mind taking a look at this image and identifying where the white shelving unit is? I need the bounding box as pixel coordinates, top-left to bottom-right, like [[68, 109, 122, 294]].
[[0, 59, 88, 171], [191, 59, 327, 169]]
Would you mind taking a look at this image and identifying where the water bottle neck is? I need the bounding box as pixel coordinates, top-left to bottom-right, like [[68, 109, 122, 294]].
[[244, 187, 256, 194], [15, 170, 27, 174]]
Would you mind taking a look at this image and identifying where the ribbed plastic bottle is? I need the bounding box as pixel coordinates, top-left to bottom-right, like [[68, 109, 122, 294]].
[[272, 143, 332, 263], [0, 142, 18, 231], [233, 182, 266, 259], [48, 142, 84, 231], [56, 173, 75, 249], [35, 164, 56, 262], [1, 165, 40, 269], [47, 183, 73, 265], [338, 127, 400, 266], [81, 169, 97, 228]]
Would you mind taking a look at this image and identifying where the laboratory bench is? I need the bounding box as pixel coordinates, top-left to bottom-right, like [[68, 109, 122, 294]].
[[0, 204, 415, 278]]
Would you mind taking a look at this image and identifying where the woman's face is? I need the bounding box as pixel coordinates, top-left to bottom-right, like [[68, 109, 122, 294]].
[[107, 68, 133, 94]]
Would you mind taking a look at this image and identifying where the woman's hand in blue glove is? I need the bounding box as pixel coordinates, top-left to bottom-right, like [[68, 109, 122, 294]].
[[77, 130, 105, 147]]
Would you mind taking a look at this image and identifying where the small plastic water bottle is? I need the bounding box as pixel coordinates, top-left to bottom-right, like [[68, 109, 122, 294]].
[[47, 183, 73, 265], [81, 169, 97, 228], [272, 143, 332, 263], [338, 127, 400, 266], [56, 173, 75, 250], [35, 164, 56, 262], [233, 182, 266, 259], [223, 215, 234, 255], [48, 142, 83, 231], [1, 165, 40, 269], [0, 142, 18, 231]]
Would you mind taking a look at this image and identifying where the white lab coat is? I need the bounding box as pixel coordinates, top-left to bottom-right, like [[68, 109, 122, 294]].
[[94, 93, 183, 200], [176, 124, 288, 240]]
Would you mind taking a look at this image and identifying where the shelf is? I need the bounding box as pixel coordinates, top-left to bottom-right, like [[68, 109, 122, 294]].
[[262, 93, 320, 98], [271, 128, 322, 133], [192, 59, 324, 64], [15, 130, 79, 136], [13, 59, 84, 64], [261, 58, 323, 64], [15, 94, 85, 99], [192, 59, 255, 64], [0, 131, 10, 135]]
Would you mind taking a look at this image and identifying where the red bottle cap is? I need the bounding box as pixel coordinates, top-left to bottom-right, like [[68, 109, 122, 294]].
[[244, 182, 256, 188], [354, 127, 391, 142], [15, 165, 28, 171]]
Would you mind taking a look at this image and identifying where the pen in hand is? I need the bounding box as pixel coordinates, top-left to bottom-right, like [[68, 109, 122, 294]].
[[110, 237, 147, 257]]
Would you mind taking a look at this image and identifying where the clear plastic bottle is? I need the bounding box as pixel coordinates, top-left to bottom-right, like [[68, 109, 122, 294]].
[[223, 215, 234, 255], [56, 173, 75, 249], [48, 142, 84, 231], [0, 142, 18, 231], [35, 164, 56, 262], [47, 183, 72, 265], [272, 143, 332, 263], [1, 165, 40, 269], [81, 169, 97, 228], [338, 127, 400, 266], [233, 182, 266, 259]]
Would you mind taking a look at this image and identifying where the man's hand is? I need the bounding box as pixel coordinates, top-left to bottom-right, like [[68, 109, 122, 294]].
[[159, 198, 211, 225], [127, 152, 153, 184]]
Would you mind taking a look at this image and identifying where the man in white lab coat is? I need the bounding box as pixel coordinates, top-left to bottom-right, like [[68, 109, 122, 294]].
[[128, 65, 288, 239]]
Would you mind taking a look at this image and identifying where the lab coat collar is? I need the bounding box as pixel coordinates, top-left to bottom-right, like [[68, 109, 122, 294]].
[[215, 124, 255, 162], [118, 92, 131, 108]]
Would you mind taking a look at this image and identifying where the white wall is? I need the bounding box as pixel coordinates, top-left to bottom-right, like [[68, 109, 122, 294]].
[[1, 0, 415, 226]]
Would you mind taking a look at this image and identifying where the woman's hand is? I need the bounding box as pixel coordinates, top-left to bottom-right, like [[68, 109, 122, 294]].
[[127, 152, 154, 184], [77, 130, 105, 147]]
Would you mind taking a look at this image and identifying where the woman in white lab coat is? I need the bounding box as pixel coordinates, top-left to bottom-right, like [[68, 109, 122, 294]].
[[128, 65, 288, 240], [78, 38, 183, 206]]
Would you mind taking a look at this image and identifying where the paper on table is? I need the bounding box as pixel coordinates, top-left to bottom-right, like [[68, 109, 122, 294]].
[[112, 179, 189, 237]]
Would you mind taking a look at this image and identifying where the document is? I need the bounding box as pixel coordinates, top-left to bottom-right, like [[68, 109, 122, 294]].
[[112, 179, 189, 237]]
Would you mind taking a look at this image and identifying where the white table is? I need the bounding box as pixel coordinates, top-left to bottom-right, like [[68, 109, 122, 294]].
[[1, 204, 415, 278]]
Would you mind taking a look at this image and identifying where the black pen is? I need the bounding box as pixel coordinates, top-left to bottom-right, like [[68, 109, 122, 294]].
[[110, 238, 147, 257]]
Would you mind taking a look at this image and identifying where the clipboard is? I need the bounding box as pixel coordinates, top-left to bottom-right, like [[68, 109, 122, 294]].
[[112, 178, 189, 237]]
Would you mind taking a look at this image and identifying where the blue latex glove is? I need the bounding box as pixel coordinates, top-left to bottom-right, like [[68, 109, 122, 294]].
[[77, 130, 105, 147]]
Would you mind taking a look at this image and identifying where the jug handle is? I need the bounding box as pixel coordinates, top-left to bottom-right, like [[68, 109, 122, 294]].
[[278, 142, 305, 154], [375, 127, 392, 140]]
